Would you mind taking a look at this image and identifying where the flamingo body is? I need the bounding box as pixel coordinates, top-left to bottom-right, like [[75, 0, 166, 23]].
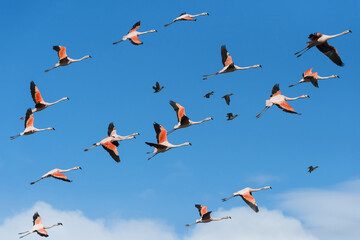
[[289, 68, 339, 88], [18, 212, 62, 238], [185, 204, 231, 227], [164, 12, 209, 27], [113, 21, 157, 45]]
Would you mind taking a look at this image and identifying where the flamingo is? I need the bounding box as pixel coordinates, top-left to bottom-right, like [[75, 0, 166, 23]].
[[113, 21, 157, 45], [185, 204, 231, 227], [203, 45, 262, 80], [222, 93, 233, 106], [153, 81, 164, 93], [30, 166, 81, 185], [256, 84, 310, 118], [289, 68, 339, 88], [222, 186, 272, 212], [227, 113, 238, 120], [84, 122, 139, 163], [145, 122, 191, 160], [164, 12, 209, 27], [308, 165, 319, 173], [20, 81, 69, 120], [18, 212, 62, 238], [11, 108, 55, 140], [204, 91, 214, 98], [168, 101, 213, 134], [294, 30, 352, 66], [45, 46, 91, 72]]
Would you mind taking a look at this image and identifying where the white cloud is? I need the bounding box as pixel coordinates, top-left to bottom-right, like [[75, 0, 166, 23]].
[[279, 178, 360, 240], [1, 179, 359, 240]]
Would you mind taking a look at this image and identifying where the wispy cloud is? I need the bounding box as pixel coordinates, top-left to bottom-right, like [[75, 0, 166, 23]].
[[1, 179, 359, 240]]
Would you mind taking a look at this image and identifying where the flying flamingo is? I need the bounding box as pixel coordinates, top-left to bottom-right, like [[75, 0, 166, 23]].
[[11, 108, 55, 140], [308, 165, 319, 173], [203, 45, 262, 80], [113, 21, 157, 45], [84, 122, 139, 163], [294, 30, 352, 66], [45, 46, 91, 72], [185, 204, 231, 227], [30, 166, 82, 185], [145, 122, 191, 160], [222, 186, 272, 212], [256, 84, 310, 118], [20, 81, 69, 120], [289, 68, 339, 88], [164, 12, 209, 27], [18, 212, 62, 238], [168, 101, 213, 134]]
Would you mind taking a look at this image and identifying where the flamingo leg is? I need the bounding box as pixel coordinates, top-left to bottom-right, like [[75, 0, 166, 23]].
[[44, 65, 59, 72], [294, 46, 309, 55], [167, 128, 176, 135], [295, 47, 311, 58], [10, 134, 21, 140], [202, 72, 219, 80], [185, 222, 197, 227], [113, 40, 124, 45], [256, 106, 270, 118], [84, 144, 98, 152], [288, 82, 302, 87], [222, 195, 235, 202], [19, 232, 32, 238], [30, 178, 44, 185], [148, 153, 158, 160]]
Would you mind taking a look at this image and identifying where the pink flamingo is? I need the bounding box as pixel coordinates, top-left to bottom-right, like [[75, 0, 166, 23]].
[[256, 84, 309, 118], [222, 186, 272, 212], [145, 122, 191, 160], [295, 30, 351, 66], [289, 68, 339, 88], [113, 21, 157, 45], [164, 12, 209, 27], [18, 212, 62, 238], [203, 45, 261, 80], [30, 166, 81, 185], [185, 204, 231, 227]]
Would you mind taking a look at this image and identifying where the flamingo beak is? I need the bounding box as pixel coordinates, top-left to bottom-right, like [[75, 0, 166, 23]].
[[349, 30, 352, 33], [79, 167, 82, 170]]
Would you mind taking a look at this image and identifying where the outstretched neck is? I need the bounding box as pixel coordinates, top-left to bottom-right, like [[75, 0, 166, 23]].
[[191, 117, 212, 125], [61, 167, 79, 173], [192, 13, 208, 17], [173, 142, 190, 148], [285, 95, 308, 101], [251, 186, 271, 192], [71, 55, 91, 62], [139, 30, 156, 35], [235, 64, 261, 70], [36, 127, 54, 132], [326, 30, 351, 40], [49, 97, 68, 105], [44, 223, 62, 229], [317, 75, 338, 80], [212, 216, 230, 221]]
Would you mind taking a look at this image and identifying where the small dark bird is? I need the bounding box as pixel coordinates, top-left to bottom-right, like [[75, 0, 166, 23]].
[[308, 165, 318, 173], [222, 93, 234, 105], [227, 113, 238, 120], [153, 82, 164, 93], [204, 91, 214, 98]]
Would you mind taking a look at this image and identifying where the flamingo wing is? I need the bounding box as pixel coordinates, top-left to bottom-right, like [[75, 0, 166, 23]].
[[221, 45, 234, 67], [183, 15, 195, 20], [108, 122, 117, 136], [241, 193, 259, 212], [129, 35, 143, 45], [195, 204, 207, 217], [33, 212, 42, 225], [276, 101, 298, 114], [180, 116, 190, 125], [304, 76, 319, 88], [202, 211, 212, 220], [316, 42, 344, 66], [302, 68, 313, 77], [24, 108, 34, 129], [30, 81, 45, 105], [169, 101, 186, 122], [36, 228, 49, 237], [270, 84, 281, 97], [53, 46, 68, 60], [128, 21, 141, 33], [51, 172, 71, 182], [102, 141, 120, 163], [145, 142, 166, 149], [156, 81, 160, 88], [153, 122, 167, 144]]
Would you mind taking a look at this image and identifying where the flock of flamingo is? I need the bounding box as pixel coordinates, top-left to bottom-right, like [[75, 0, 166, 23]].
[[11, 11, 352, 238]]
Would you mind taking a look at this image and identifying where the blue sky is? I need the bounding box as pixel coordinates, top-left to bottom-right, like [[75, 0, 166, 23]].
[[1, 0, 359, 239]]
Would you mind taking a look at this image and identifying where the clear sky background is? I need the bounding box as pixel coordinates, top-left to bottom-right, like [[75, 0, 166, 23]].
[[1, 0, 359, 239]]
